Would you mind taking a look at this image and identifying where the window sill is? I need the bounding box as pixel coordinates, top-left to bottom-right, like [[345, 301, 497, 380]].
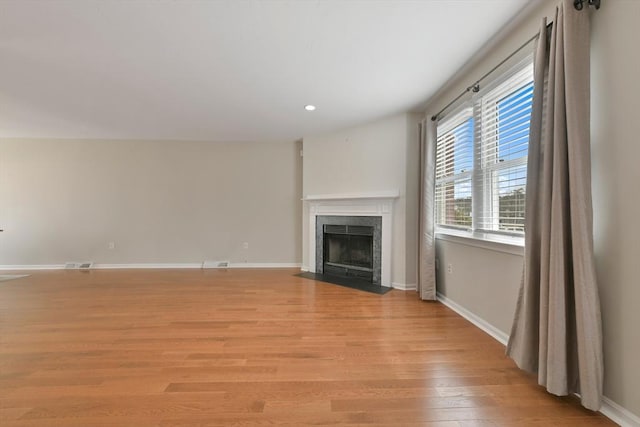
[[435, 228, 524, 256]]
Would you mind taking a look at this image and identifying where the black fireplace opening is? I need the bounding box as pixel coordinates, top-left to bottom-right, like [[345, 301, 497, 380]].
[[316, 215, 382, 285], [323, 224, 374, 282]]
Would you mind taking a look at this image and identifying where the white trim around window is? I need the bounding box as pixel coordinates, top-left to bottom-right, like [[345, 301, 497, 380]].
[[435, 53, 534, 245]]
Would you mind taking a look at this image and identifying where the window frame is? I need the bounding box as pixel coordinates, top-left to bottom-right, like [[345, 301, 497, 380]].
[[434, 107, 474, 232], [434, 55, 534, 246]]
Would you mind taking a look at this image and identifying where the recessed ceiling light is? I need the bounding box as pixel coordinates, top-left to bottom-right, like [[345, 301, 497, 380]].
[[304, 105, 316, 111]]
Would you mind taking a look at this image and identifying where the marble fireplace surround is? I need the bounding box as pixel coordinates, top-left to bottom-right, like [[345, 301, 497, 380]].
[[304, 191, 399, 287]]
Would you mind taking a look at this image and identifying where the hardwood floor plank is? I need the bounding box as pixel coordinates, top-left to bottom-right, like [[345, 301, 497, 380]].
[[0, 269, 615, 426]]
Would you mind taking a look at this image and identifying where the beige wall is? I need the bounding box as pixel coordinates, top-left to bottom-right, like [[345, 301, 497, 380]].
[[0, 139, 301, 266], [435, 240, 523, 334], [591, 0, 640, 416], [302, 113, 419, 287], [426, 0, 640, 418]]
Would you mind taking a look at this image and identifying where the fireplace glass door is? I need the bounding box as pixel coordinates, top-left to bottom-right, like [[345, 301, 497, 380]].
[[323, 225, 374, 282]]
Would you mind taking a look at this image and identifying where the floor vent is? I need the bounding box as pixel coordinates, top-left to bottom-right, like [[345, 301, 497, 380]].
[[65, 261, 94, 270], [202, 260, 230, 269]]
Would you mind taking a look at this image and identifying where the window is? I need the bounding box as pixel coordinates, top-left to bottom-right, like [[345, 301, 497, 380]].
[[435, 57, 534, 236], [435, 108, 474, 228]]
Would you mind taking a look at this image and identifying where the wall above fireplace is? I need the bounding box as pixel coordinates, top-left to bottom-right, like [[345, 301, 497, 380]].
[[301, 113, 422, 290]]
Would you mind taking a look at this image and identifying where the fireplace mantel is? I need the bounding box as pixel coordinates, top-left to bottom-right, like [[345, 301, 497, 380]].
[[305, 191, 399, 287], [303, 190, 400, 202]]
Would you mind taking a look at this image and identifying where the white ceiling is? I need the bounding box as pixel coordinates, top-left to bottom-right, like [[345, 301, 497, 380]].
[[0, 0, 529, 142]]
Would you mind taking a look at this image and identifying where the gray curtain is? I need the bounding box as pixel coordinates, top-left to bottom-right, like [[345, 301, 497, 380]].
[[418, 118, 437, 301], [506, 0, 603, 411]]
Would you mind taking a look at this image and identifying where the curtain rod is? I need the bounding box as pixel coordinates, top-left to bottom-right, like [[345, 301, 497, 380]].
[[430, 23, 549, 122], [574, 0, 600, 10], [430, 0, 601, 122]]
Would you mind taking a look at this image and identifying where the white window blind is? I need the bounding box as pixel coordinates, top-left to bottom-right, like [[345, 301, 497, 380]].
[[435, 107, 474, 229], [435, 55, 534, 236]]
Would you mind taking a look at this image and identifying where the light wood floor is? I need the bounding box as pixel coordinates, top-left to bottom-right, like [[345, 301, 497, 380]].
[[0, 269, 615, 426]]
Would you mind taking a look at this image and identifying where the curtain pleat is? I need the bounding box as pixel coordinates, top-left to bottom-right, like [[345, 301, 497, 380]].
[[506, 0, 603, 411], [418, 118, 437, 301]]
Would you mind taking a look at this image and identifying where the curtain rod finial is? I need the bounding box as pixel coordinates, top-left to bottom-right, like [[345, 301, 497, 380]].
[[574, 0, 601, 10]]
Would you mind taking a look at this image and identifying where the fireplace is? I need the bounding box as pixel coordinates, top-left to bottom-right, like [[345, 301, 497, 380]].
[[316, 215, 382, 285], [305, 191, 398, 287]]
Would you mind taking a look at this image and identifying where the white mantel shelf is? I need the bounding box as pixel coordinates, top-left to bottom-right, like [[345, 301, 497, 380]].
[[303, 190, 400, 201]]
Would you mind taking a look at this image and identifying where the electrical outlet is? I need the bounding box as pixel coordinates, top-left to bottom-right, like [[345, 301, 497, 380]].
[[108, 241, 115, 250], [242, 242, 249, 250], [447, 263, 453, 274]]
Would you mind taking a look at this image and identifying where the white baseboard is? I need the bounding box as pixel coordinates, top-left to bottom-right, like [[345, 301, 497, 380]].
[[436, 292, 509, 345], [392, 282, 417, 291], [94, 263, 203, 269], [436, 292, 639, 426], [600, 396, 640, 427], [0, 264, 65, 270], [0, 263, 301, 271], [228, 263, 301, 269]]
